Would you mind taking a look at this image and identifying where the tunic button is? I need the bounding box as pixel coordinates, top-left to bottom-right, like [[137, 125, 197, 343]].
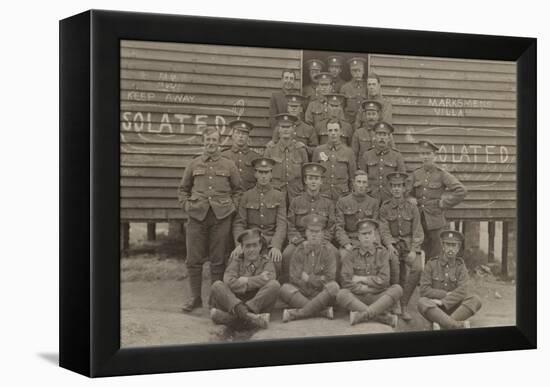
[[208, 197, 212, 200], [261, 214, 264, 217], [208, 186, 212, 189], [209, 176, 212, 179]]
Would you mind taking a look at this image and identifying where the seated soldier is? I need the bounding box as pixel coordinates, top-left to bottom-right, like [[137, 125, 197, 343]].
[[379, 172, 424, 321], [280, 214, 340, 322], [336, 218, 402, 327], [417, 230, 482, 330], [210, 229, 281, 329]]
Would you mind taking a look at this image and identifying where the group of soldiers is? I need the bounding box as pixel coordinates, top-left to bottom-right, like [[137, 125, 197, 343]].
[[176, 56, 483, 332]]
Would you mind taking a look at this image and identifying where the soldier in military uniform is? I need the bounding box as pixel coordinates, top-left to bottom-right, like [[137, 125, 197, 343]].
[[408, 140, 467, 260], [305, 72, 342, 128], [231, 157, 287, 267], [178, 127, 243, 312], [221, 120, 261, 191], [354, 73, 393, 128], [327, 55, 345, 92], [280, 214, 340, 322], [303, 59, 324, 104], [281, 163, 338, 283], [315, 94, 354, 146], [269, 68, 298, 130], [264, 114, 309, 203], [418, 230, 482, 329], [335, 170, 380, 259], [210, 229, 281, 329], [358, 122, 406, 202], [312, 121, 356, 201], [336, 218, 402, 327], [341, 57, 367, 124], [379, 172, 424, 321], [271, 93, 318, 158], [351, 100, 382, 159]]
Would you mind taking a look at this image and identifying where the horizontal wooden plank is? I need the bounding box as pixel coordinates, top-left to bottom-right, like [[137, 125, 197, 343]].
[[121, 132, 270, 147], [382, 87, 515, 101], [445, 208, 515, 220], [393, 125, 516, 136], [373, 66, 516, 83], [370, 55, 515, 74], [393, 106, 516, 119], [392, 115, 515, 128], [121, 104, 270, 120], [122, 59, 300, 80], [122, 75, 283, 91], [380, 76, 515, 92], [387, 96, 516, 110], [121, 40, 301, 60], [121, 208, 185, 221], [121, 48, 300, 69], [121, 167, 186, 178], [393, 134, 516, 146], [121, 85, 279, 101], [121, 125, 274, 140]]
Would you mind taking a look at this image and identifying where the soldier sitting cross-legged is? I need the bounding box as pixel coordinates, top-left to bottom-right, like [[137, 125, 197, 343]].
[[210, 229, 281, 330], [336, 218, 402, 327]]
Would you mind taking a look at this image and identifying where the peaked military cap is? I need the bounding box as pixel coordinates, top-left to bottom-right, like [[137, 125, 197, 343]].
[[306, 59, 325, 71], [252, 157, 276, 171], [356, 218, 380, 231], [313, 72, 334, 83], [361, 99, 383, 111], [373, 121, 395, 133], [237, 228, 263, 244], [325, 93, 346, 106], [354, 169, 369, 178], [302, 162, 327, 177], [228, 119, 254, 133], [327, 55, 344, 67], [273, 113, 298, 127], [418, 139, 440, 152], [440, 230, 464, 243], [366, 73, 382, 82], [286, 93, 305, 105], [386, 171, 409, 184], [302, 213, 327, 230], [347, 57, 367, 68]]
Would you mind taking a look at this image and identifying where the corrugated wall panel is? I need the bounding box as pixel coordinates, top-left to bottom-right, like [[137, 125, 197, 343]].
[[370, 54, 516, 220], [121, 40, 301, 221]]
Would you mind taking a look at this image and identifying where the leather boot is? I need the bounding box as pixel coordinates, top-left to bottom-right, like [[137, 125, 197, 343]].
[[373, 312, 399, 328], [299, 289, 333, 318], [424, 306, 462, 329], [450, 304, 475, 322], [350, 310, 370, 325], [368, 294, 396, 318], [182, 270, 202, 312], [210, 308, 237, 326]]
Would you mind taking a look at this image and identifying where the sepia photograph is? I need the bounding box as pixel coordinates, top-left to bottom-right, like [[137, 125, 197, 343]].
[[119, 40, 517, 347]]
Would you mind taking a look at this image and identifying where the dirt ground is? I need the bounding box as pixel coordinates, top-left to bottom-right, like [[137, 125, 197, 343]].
[[121, 255, 516, 348]]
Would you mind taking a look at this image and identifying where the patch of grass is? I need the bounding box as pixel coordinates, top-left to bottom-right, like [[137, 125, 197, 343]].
[[121, 256, 188, 282]]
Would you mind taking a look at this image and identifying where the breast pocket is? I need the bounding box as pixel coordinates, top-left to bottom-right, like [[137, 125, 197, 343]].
[[383, 158, 397, 173], [335, 156, 350, 179], [343, 207, 358, 231], [400, 211, 414, 235], [262, 201, 279, 224], [245, 201, 261, 224], [294, 207, 309, 228], [214, 169, 231, 191]]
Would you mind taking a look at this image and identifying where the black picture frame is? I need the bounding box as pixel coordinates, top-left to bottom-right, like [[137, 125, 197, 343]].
[[59, 9, 537, 377]]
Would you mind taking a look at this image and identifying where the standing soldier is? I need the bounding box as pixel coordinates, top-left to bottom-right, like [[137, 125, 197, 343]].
[[341, 57, 367, 124], [336, 218, 402, 327], [354, 73, 393, 129], [315, 94, 354, 146], [351, 100, 382, 159], [303, 59, 324, 104], [408, 140, 467, 260], [359, 122, 406, 202], [335, 170, 380, 259], [282, 163, 337, 283], [264, 114, 309, 203], [418, 230, 482, 330], [221, 120, 261, 191], [379, 172, 424, 321], [271, 94, 318, 158], [210, 229, 281, 329], [231, 157, 287, 266], [280, 214, 340, 322], [178, 127, 242, 312], [305, 73, 339, 128], [269, 68, 298, 130], [312, 121, 356, 201], [327, 55, 345, 92]]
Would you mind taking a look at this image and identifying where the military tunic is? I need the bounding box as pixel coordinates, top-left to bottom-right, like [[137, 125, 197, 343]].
[[331, 77, 345, 93], [304, 96, 346, 128], [272, 119, 318, 158], [287, 192, 336, 245], [312, 142, 356, 201], [354, 95, 393, 128], [210, 254, 280, 314], [335, 193, 380, 248], [233, 184, 287, 251], [359, 147, 406, 202], [340, 79, 367, 123], [315, 118, 354, 146], [263, 140, 309, 201], [221, 144, 261, 191], [379, 198, 424, 255], [269, 90, 290, 129], [409, 165, 467, 260], [350, 127, 375, 160]]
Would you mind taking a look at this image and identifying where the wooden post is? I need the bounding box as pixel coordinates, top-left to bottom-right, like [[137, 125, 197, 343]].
[[147, 222, 156, 241], [488, 221, 496, 263], [121, 222, 130, 251], [168, 221, 183, 240], [501, 221, 509, 277], [464, 221, 480, 249]]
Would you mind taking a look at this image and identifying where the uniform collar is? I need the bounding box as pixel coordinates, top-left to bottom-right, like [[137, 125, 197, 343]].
[[202, 151, 221, 161], [352, 191, 368, 200], [277, 139, 294, 151], [230, 144, 250, 153], [389, 197, 406, 208], [359, 244, 375, 256], [438, 255, 457, 267], [423, 164, 438, 172], [375, 146, 390, 155], [327, 141, 342, 151], [305, 190, 321, 201], [256, 184, 272, 193]]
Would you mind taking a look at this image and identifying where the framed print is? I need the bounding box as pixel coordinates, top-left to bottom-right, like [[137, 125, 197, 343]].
[[60, 10, 536, 377]]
